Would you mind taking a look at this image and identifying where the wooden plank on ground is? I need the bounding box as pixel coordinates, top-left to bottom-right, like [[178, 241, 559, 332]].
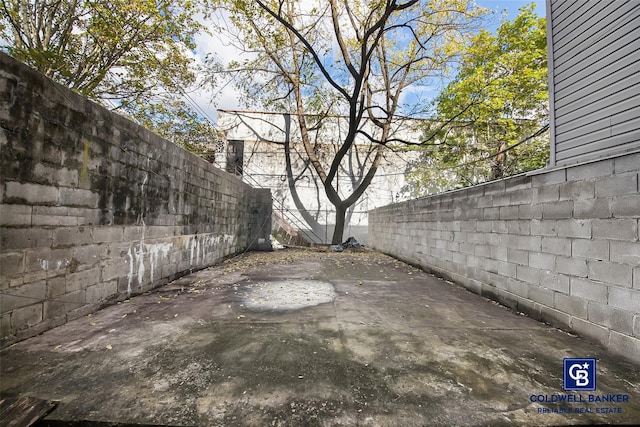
[[0, 397, 58, 427]]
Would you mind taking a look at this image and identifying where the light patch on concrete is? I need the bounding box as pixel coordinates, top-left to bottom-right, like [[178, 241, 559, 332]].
[[242, 279, 336, 311]]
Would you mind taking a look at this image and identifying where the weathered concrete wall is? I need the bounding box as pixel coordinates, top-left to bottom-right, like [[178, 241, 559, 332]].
[[369, 152, 640, 363], [0, 53, 272, 346]]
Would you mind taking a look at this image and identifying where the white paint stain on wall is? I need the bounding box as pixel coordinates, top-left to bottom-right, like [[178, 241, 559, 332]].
[[127, 248, 134, 296], [72, 232, 234, 299], [136, 245, 145, 287], [141, 172, 148, 194], [125, 237, 174, 295], [187, 233, 235, 266], [149, 242, 172, 284], [37, 258, 71, 271], [137, 219, 146, 287], [189, 237, 196, 266]]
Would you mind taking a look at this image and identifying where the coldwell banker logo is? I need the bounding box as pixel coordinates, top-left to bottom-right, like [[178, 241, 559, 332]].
[[563, 358, 596, 391], [531, 357, 629, 415]]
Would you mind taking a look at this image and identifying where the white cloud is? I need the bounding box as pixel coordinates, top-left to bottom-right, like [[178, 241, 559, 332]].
[[183, 12, 256, 124]]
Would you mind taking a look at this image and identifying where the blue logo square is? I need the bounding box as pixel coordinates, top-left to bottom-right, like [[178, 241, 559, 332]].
[[563, 358, 596, 391]]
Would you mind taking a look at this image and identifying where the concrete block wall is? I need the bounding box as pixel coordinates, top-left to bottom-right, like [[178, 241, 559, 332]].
[[369, 151, 640, 363], [0, 53, 272, 345]]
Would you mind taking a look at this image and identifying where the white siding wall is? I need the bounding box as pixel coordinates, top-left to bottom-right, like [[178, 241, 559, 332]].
[[549, 0, 640, 165]]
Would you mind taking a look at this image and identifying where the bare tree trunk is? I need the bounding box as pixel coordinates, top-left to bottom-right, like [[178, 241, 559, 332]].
[[331, 204, 347, 244], [492, 141, 508, 179]]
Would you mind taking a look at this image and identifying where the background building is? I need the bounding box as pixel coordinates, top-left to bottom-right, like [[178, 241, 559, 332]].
[[217, 110, 422, 244]]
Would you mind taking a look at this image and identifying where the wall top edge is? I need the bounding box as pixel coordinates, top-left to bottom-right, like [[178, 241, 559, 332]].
[[369, 149, 640, 214], [527, 148, 640, 176]]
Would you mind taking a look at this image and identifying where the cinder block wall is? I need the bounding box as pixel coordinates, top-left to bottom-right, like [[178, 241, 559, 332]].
[[0, 53, 272, 346], [369, 152, 640, 363]]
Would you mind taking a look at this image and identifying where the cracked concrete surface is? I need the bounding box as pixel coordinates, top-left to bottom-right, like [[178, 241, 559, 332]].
[[1, 249, 639, 426]]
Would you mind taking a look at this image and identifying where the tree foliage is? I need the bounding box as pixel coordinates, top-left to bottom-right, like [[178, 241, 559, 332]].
[[129, 99, 224, 160], [0, 0, 220, 155], [406, 4, 549, 196], [212, 0, 486, 243]]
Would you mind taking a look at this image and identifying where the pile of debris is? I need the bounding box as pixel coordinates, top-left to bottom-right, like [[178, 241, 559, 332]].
[[331, 237, 364, 252]]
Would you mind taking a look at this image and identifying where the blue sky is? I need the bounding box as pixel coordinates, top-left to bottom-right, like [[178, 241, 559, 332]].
[[477, 1, 545, 19], [476, 0, 546, 31]]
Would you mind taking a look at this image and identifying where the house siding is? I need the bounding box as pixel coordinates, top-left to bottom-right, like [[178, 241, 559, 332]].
[[549, 0, 640, 166]]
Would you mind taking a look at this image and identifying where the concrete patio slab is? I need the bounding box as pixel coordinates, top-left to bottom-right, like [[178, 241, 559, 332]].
[[1, 249, 638, 426]]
